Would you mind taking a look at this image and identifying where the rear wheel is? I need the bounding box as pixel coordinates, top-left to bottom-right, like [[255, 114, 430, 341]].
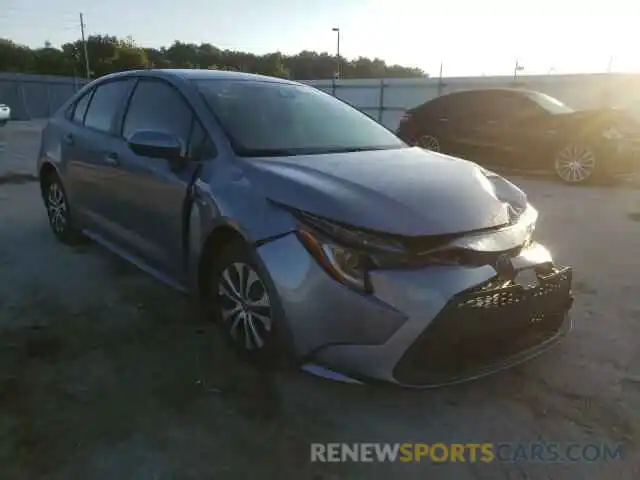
[[417, 134, 441, 152], [553, 143, 598, 184], [42, 173, 84, 244]]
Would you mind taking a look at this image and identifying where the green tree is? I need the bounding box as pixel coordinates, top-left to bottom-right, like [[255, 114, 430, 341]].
[[0, 39, 34, 73], [111, 46, 149, 71], [0, 35, 427, 79], [32, 46, 70, 75]]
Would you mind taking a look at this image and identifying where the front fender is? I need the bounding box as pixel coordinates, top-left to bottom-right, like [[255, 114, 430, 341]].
[[185, 162, 297, 293]]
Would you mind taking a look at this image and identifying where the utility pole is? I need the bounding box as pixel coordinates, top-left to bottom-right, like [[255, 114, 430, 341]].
[[607, 55, 614, 73], [79, 13, 91, 79], [513, 60, 524, 81], [332, 27, 340, 79]]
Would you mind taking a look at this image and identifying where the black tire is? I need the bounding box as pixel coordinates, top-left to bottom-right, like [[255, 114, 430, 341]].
[[552, 142, 604, 185], [0, 120, 7, 127], [42, 172, 85, 244], [206, 241, 292, 370]]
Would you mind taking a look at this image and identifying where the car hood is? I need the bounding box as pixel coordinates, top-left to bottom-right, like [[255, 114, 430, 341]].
[[559, 107, 638, 125], [238, 147, 516, 237], [553, 108, 640, 138]]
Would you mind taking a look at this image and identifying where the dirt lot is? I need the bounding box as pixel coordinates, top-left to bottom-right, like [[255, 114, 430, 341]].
[[1, 122, 640, 479]]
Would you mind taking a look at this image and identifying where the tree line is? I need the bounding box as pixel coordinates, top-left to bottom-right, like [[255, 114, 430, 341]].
[[0, 35, 427, 80]]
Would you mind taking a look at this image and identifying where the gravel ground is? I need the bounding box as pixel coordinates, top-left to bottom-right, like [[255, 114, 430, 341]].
[[1, 123, 639, 479]]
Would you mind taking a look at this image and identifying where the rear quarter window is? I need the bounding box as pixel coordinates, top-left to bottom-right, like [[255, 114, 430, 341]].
[[411, 93, 463, 121], [71, 90, 93, 124]]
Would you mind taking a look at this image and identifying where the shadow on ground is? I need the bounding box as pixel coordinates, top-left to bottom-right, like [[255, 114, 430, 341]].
[[0, 248, 350, 479]]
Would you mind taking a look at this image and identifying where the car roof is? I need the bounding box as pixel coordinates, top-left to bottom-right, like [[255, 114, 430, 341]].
[[95, 68, 299, 85], [440, 87, 543, 99], [410, 87, 549, 112]]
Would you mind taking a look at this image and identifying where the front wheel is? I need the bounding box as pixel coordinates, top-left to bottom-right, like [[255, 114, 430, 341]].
[[207, 242, 289, 368], [553, 143, 599, 184]]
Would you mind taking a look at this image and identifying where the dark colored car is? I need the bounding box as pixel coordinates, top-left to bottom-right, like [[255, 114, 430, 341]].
[[37, 70, 574, 387], [397, 88, 640, 184]]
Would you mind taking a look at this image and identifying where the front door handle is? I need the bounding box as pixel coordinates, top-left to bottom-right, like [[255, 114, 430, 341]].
[[63, 133, 74, 145], [104, 152, 120, 166]]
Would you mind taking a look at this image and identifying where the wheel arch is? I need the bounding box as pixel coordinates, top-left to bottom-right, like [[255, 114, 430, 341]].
[[195, 220, 297, 365], [197, 223, 249, 298], [38, 161, 61, 199]]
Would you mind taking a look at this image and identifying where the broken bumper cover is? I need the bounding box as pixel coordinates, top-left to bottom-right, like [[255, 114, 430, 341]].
[[391, 266, 573, 386], [257, 233, 573, 388], [304, 244, 573, 388]]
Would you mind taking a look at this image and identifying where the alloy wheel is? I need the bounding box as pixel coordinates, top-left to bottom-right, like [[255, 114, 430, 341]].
[[417, 135, 440, 152], [554, 145, 596, 183], [47, 181, 68, 234], [217, 262, 272, 351]]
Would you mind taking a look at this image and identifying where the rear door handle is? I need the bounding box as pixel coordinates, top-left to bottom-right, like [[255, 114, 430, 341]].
[[104, 152, 120, 165], [63, 133, 74, 145]]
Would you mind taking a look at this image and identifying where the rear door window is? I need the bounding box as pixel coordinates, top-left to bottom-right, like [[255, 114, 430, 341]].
[[411, 95, 453, 122], [84, 80, 132, 133]]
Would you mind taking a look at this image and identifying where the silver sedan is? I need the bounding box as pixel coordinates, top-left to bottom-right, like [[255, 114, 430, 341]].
[[37, 69, 574, 387]]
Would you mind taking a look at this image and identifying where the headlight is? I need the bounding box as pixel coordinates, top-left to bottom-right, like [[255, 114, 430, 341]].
[[293, 211, 405, 293], [602, 126, 623, 140], [296, 225, 372, 292], [291, 198, 537, 292], [448, 204, 537, 252]]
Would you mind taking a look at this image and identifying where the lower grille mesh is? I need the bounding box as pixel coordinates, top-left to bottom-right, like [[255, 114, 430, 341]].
[[393, 267, 573, 386]]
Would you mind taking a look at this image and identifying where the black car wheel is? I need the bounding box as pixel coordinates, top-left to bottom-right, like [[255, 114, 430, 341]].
[[207, 242, 288, 367], [417, 134, 441, 152], [43, 174, 84, 244], [553, 143, 598, 184]]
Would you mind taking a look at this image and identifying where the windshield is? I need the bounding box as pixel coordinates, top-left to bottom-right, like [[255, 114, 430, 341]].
[[525, 91, 574, 115], [194, 79, 405, 156]]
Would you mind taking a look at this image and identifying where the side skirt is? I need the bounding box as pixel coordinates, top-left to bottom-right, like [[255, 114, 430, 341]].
[[82, 228, 189, 294]]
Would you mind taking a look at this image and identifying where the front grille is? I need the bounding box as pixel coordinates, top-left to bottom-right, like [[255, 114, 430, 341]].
[[393, 266, 573, 386]]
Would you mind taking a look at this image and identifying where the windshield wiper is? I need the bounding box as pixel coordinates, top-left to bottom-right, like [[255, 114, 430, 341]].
[[238, 148, 301, 158], [310, 145, 402, 154], [238, 145, 402, 157]]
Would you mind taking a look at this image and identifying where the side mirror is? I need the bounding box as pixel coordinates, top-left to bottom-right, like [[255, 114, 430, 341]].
[[128, 130, 183, 161]]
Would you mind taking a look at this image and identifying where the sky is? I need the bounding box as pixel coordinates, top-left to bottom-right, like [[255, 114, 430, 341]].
[[1, 0, 637, 77]]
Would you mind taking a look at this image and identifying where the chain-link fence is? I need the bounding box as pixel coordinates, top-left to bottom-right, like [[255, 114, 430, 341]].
[[2, 71, 640, 130], [0, 73, 88, 120]]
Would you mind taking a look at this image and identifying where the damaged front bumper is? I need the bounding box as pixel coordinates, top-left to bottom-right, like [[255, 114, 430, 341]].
[[390, 264, 573, 387], [257, 232, 573, 388]]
